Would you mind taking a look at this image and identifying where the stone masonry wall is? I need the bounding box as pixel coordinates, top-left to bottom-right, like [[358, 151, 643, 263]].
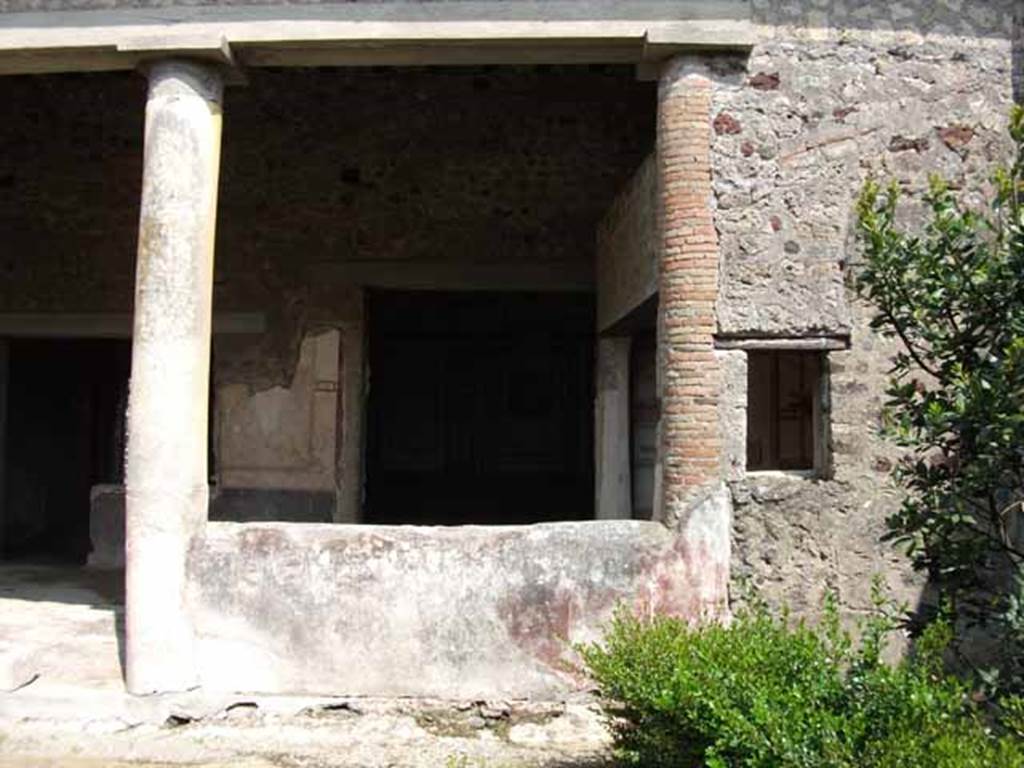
[[711, 0, 1018, 619], [1015, 2, 1023, 102]]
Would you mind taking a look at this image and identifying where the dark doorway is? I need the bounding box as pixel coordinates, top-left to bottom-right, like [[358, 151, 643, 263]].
[[366, 291, 595, 525], [2, 339, 130, 563]]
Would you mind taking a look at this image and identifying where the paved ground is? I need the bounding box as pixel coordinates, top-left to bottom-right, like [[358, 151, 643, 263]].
[[0, 565, 613, 767], [0, 705, 613, 767]]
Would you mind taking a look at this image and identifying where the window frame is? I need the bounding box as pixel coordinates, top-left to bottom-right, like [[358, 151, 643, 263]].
[[742, 347, 832, 479]]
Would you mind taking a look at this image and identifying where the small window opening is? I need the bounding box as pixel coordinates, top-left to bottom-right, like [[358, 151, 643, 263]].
[[746, 351, 826, 473]]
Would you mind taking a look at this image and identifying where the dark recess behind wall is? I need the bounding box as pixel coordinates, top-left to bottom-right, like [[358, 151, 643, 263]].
[[366, 290, 596, 525], [2, 338, 129, 563]]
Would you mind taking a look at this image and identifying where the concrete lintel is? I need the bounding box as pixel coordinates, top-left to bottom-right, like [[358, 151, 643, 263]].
[[714, 335, 851, 351], [310, 260, 594, 293], [239, 41, 647, 69], [0, 2, 755, 75]]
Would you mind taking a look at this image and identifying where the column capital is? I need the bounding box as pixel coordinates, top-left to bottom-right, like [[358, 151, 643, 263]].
[[122, 36, 245, 86], [142, 58, 227, 111], [649, 54, 739, 93]]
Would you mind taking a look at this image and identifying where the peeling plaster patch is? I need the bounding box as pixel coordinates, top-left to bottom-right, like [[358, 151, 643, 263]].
[[217, 330, 339, 493]]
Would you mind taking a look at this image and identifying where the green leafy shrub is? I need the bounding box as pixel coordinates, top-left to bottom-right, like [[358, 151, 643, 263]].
[[854, 104, 1024, 694], [580, 597, 1023, 767]]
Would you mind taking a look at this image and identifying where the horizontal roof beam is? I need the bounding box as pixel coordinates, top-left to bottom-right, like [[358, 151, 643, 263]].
[[0, 1, 755, 75]]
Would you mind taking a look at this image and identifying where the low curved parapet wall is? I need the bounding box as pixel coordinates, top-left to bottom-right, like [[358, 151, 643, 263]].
[[187, 520, 703, 699]]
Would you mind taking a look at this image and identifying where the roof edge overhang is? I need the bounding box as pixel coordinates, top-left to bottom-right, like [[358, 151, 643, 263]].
[[0, 0, 755, 77]]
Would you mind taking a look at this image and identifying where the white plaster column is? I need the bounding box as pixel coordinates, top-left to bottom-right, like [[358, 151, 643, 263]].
[[0, 340, 7, 557], [125, 59, 224, 694], [336, 319, 366, 524], [595, 336, 632, 520]]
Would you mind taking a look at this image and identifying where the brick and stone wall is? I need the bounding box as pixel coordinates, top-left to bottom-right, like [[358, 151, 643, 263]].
[[714, 0, 1018, 618], [590, 0, 1018, 622]]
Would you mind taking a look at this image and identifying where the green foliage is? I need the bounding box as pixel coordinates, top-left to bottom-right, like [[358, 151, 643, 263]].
[[1001, 695, 1024, 740], [855, 105, 1024, 694], [581, 598, 1024, 767]]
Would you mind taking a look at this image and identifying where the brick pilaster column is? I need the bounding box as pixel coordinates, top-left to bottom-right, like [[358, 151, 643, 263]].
[[655, 60, 723, 524], [654, 59, 730, 618]]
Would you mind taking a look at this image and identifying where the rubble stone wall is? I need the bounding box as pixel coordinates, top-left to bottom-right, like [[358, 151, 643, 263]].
[[713, 0, 1018, 619]]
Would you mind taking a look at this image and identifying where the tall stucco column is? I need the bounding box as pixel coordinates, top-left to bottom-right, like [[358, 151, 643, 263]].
[[595, 336, 632, 520], [655, 58, 730, 617], [125, 59, 224, 694]]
